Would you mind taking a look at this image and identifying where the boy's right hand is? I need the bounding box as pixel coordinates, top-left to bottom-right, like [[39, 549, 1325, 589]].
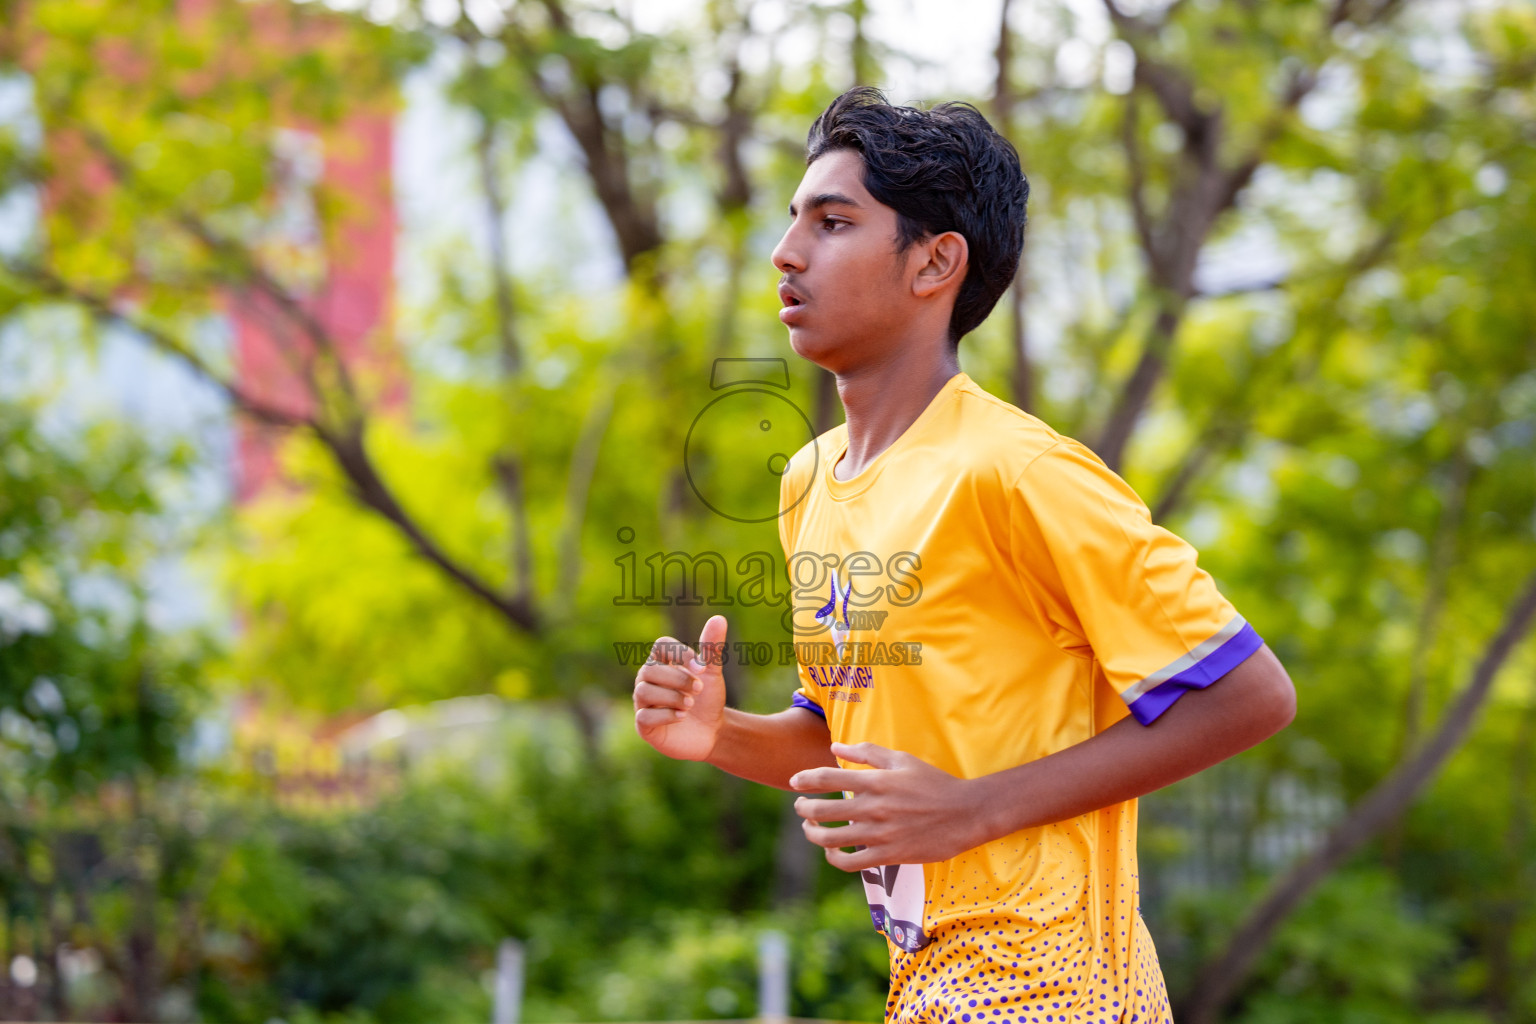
[[633, 614, 729, 762]]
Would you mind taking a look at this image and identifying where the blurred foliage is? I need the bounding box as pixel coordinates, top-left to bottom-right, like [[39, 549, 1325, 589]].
[[1163, 868, 1473, 1024], [0, 401, 206, 789], [0, 0, 1534, 1021], [190, 720, 889, 1024], [0, 392, 218, 1021]]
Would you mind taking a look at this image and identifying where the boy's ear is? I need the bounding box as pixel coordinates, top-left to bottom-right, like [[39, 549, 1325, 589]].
[[911, 230, 969, 299]]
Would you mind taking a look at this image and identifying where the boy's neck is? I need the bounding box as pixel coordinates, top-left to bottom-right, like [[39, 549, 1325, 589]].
[[832, 343, 961, 482]]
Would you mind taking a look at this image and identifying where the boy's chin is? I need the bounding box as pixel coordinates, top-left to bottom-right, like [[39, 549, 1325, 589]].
[[787, 328, 845, 371]]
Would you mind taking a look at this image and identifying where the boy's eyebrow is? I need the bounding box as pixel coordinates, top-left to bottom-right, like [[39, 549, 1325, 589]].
[[788, 191, 863, 217]]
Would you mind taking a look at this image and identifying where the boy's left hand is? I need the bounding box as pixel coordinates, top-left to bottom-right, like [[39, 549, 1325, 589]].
[[789, 742, 995, 871], [788, 644, 1297, 873]]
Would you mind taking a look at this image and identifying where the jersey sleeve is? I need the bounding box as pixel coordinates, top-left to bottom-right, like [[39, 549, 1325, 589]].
[[1007, 441, 1263, 725], [789, 671, 827, 718], [779, 442, 826, 718]]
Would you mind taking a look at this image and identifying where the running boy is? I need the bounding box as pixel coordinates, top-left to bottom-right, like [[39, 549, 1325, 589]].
[[631, 87, 1295, 1024]]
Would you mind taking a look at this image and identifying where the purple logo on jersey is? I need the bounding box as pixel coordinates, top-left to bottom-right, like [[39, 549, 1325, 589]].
[[815, 571, 853, 658]]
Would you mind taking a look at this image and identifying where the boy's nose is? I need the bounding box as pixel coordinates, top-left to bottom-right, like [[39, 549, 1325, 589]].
[[771, 230, 806, 274]]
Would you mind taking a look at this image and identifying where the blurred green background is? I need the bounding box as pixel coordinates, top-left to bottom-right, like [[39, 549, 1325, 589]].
[[0, 0, 1534, 1021]]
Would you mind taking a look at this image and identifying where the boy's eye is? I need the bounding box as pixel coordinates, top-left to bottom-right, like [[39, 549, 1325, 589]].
[[822, 218, 847, 231]]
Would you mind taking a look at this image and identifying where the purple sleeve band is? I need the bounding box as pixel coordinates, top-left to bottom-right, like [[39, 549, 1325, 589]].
[[790, 692, 826, 718], [1126, 622, 1264, 726]]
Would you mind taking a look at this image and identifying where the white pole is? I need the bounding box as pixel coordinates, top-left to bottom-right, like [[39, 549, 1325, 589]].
[[492, 938, 524, 1024], [757, 929, 789, 1022]]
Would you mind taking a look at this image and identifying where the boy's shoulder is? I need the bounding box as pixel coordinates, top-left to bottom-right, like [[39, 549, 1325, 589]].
[[948, 376, 1069, 480], [951, 382, 1143, 516]]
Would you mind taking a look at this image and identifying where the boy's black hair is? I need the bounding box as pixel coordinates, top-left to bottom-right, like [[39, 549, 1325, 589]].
[[805, 87, 1029, 345]]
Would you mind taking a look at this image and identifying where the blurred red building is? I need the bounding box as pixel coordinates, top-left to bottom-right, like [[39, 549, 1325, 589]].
[[232, 103, 395, 499], [210, 0, 402, 802], [34, 0, 409, 806], [200, 0, 398, 500]]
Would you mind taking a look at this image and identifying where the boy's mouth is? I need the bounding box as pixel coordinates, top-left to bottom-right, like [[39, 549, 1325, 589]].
[[778, 282, 808, 307]]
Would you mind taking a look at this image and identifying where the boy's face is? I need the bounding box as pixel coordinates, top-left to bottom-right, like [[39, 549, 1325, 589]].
[[771, 149, 923, 371]]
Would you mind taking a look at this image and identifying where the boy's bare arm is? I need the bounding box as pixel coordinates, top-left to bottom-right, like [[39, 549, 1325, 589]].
[[791, 643, 1297, 870], [633, 614, 837, 789], [708, 707, 838, 789]]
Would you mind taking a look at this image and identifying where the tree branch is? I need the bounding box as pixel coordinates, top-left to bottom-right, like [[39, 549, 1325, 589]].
[[1095, 299, 1184, 471], [1092, 0, 1405, 470], [1150, 417, 1240, 523], [75, 127, 362, 414], [1177, 565, 1536, 1024], [487, 0, 664, 277], [318, 423, 539, 633], [1120, 95, 1158, 271], [468, 94, 522, 377], [556, 376, 618, 619], [468, 103, 536, 607], [11, 260, 540, 636], [8, 262, 311, 429], [73, 113, 547, 632], [493, 453, 535, 611], [1151, 224, 1400, 515]]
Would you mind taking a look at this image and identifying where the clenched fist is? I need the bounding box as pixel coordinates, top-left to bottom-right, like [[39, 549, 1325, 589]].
[[633, 615, 729, 762]]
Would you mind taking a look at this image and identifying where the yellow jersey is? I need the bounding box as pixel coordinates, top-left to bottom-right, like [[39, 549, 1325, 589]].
[[777, 372, 1261, 1024]]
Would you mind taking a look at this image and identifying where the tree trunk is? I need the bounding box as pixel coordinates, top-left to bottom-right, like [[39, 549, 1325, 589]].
[[123, 778, 160, 1024], [45, 896, 68, 1024], [1483, 666, 1536, 1020], [1385, 446, 1471, 866], [1095, 299, 1184, 471], [1006, 273, 1032, 414], [992, 0, 1033, 414], [772, 790, 820, 908], [1400, 447, 1471, 750]]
